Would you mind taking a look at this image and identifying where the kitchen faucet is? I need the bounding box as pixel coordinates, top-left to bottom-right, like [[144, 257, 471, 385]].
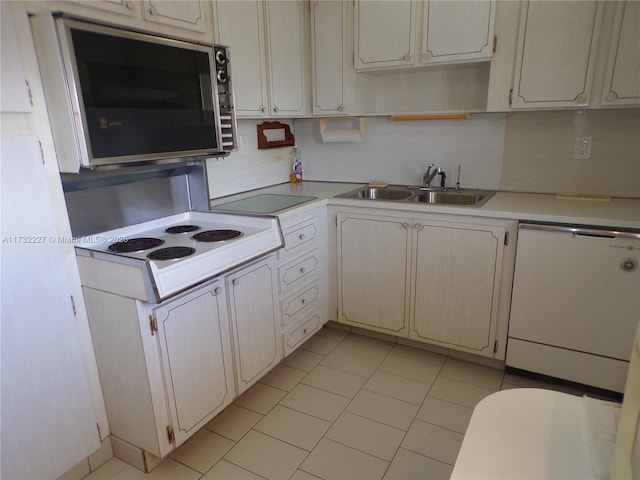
[[422, 164, 446, 190]]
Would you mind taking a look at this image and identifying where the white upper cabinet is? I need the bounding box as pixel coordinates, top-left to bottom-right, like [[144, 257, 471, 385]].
[[510, 1, 604, 109], [354, 0, 495, 71], [310, 0, 354, 115], [421, 0, 495, 65], [55, 1, 213, 41], [141, 0, 208, 34], [354, 0, 416, 70], [600, 1, 640, 106], [215, 0, 310, 118]]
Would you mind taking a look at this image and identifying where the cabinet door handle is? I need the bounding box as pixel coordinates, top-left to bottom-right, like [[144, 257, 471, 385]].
[[273, 106, 279, 113], [401, 222, 410, 229], [149, 5, 158, 15], [422, 53, 431, 61], [125, 1, 135, 10], [214, 287, 221, 294], [414, 223, 422, 229], [337, 105, 344, 112], [575, 94, 586, 103], [232, 278, 239, 286], [403, 54, 411, 61], [261, 106, 267, 113]]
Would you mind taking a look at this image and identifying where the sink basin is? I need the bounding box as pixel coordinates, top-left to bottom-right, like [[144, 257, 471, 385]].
[[411, 190, 493, 207], [348, 187, 414, 201], [337, 186, 495, 207]]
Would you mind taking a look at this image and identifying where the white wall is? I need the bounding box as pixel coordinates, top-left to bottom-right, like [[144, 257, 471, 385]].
[[206, 109, 640, 200]]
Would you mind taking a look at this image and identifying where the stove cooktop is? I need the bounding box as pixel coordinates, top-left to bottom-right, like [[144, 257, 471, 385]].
[[74, 211, 283, 301]]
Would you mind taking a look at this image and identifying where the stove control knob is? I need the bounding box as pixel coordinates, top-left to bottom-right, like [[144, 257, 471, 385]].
[[621, 257, 637, 272]]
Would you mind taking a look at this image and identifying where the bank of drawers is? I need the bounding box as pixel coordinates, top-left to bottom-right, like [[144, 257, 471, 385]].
[[277, 209, 324, 356]]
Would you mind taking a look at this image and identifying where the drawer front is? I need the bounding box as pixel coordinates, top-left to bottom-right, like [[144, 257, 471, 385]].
[[281, 284, 320, 329], [279, 251, 319, 294], [283, 312, 322, 356], [280, 222, 319, 258]]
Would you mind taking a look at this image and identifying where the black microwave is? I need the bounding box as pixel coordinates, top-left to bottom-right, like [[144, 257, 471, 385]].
[[30, 14, 236, 172]]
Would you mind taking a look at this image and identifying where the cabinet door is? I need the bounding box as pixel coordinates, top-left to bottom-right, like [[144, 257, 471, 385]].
[[421, 0, 495, 65], [411, 222, 504, 357], [337, 212, 411, 336], [228, 258, 281, 394], [601, 1, 640, 105], [215, 0, 269, 116], [153, 281, 235, 448], [63, 0, 139, 17], [142, 0, 208, 34], [265, 0, 310, 116], [311, 0, 351, 115], [354, 0, 416, 70], [511, 1, 603, 109]]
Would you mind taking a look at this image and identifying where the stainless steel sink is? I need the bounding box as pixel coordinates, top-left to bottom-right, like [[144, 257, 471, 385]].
[[336, 186, 495, 207], [348, 186, 414, 200]]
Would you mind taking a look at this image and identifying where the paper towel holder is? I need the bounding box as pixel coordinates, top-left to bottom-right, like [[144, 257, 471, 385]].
[[320, 117, 366, 142]]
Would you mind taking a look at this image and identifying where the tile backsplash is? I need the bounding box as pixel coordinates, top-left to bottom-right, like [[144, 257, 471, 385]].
[[207, 109, 639, 199]]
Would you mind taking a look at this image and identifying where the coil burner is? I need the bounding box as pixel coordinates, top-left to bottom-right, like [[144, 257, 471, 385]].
[[147, 246, 196, 261], [165, 225, 201, 234], [192, 229, 243, 242], [108, 237, 164, 253]]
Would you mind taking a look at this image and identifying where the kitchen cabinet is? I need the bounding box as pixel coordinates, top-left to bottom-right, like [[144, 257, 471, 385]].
[[215, 0, 310, 118], [84, 278, 235, 460], [277, 207, 328, 355], [510, 1, 604, 109], [337, 209, 515, 358], [1, 4, 105, 478], [228, 256, 281, 394], [421, 0, 495, 66], [52, 1, 213, 42], [310, 0, 354, 115], [354, 0, 495, 71], [600, 1, 640, 106]]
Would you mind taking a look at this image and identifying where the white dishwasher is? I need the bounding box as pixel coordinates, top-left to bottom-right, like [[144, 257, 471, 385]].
[[507, 222, 640, 393]]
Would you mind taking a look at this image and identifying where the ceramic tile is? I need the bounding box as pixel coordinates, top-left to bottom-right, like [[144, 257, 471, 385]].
[[200, 460, 264, 480], [363, 370, 430, 405], [440, 358, 504, 390], [301, 364, 368, 398], [383, 448, 453, 480], [112, 459, 200, 479], [280, 384, 350, 422], [290, 469, 323, 480], [321, 348, 382, 377], [301, 333, 342, 355], [336, 334, 395, 360], [234, 383, 287, 414], [170, 429, 234, 474], [300, 439, 389, 480], [223, 430, 308, 480], [428, 376, 497, 408], [346, 390, 418, 430], [401, 420, 464, 465], [260, 364, 307, 391], [82, 458, 129, 480], [415, 396, 473, 434], [205, 404, 262, 441], [325, 412, 405, 461], [283, 349, 325, 372], [378, 354, 441, 384], [253, 405, 331, 451]]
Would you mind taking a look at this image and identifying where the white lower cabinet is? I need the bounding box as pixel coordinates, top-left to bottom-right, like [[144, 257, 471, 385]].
[[337, 210, 515, 358], [227, 256, 281, 394], [277, 207, 328, 355], [84, 254, 280, 470]]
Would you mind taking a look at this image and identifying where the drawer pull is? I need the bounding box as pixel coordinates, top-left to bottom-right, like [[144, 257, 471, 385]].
[[303, 328, 308, 334], [301, 299, 306, 305], [300, 267, 306, 274], [299, 233, 305, 240]]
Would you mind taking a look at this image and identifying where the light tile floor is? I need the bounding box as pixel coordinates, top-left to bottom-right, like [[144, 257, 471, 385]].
[[82, 325, 611, 480]]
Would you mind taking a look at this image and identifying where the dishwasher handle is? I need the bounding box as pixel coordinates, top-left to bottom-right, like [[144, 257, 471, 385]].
[[519, 222, 640, 240]]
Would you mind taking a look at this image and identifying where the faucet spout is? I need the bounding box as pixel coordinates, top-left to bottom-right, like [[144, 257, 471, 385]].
[[422, 164, 438, 188]]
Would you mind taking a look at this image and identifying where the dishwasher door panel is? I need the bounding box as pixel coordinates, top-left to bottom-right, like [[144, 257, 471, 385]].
[[509, 226, 640, 361]]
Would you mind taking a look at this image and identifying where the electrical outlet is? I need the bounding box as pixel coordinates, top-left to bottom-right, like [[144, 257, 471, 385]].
[[573, 136, 592, 160]]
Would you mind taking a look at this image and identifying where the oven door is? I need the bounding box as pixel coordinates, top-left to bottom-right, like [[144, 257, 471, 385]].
[[59, 18, 222, 166]]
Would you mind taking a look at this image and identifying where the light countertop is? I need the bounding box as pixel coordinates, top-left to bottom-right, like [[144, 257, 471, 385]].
[[210, 181, 640, 229]]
